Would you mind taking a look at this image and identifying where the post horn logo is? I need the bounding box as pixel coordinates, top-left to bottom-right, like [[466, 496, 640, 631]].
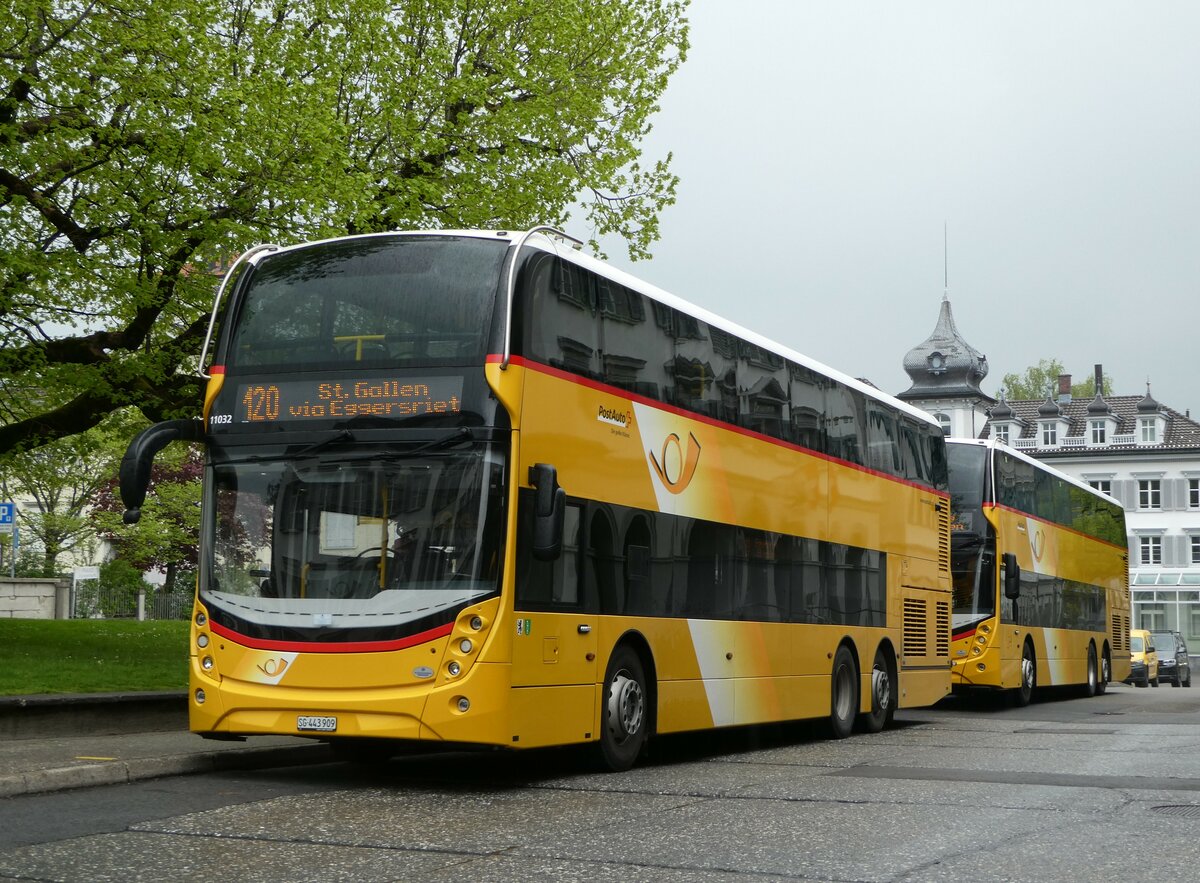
[[257, 657, 289, 678], [648, 431, 702, 495], [1030, 528, 1046, 562]]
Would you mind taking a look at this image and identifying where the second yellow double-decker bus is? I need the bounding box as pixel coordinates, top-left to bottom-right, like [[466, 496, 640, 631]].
[[122, 227, 952, 770], [947, 438, 1130, 704]]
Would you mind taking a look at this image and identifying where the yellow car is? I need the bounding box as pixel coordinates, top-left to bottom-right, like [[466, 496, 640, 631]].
[[1127, 628, 1160, 688]]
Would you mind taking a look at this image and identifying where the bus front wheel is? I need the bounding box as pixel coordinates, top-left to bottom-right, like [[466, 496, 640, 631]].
[[829, 645, 858, 739], [598, 645, 648, 772], [1013, 642, 1036, 707], [858, 645, 895, 733]]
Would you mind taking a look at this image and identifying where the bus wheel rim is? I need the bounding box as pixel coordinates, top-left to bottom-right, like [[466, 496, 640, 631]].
[[608, 671, 644, 743], [872, 665, 891, 712]]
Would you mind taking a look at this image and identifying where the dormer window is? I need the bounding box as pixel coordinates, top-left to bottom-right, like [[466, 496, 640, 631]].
[[1041, 422, 1058, 446], [1089, 419, 1107, 445], [994, 423, 1010, 444], [1139, 417, 1158, 443]]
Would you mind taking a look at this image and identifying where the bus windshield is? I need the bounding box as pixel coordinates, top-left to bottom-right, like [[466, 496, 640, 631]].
[[201, 442, 505, 641], [225, 235, 508, 372], [947, 443, 995, 631]]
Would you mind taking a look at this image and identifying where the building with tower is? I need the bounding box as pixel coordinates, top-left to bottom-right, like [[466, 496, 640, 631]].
[[896, 295, 994, 438], [899, 300, 1200, 656]]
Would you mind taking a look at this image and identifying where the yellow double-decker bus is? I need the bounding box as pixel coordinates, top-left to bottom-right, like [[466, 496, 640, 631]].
[[946, 438, 1131, 704], [121, 227, 952, 770]]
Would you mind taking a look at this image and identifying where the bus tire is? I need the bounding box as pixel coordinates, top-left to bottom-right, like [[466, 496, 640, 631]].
[[858, 644, 895, 733], [1014, 641, 1036, 707], [829, 645, 858, 739], [1096, 647, 1110, 695], [598, 644, 648, 772], [1082, 644, 1098, 698]]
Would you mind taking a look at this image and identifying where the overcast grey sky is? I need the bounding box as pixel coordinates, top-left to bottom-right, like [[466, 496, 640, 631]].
[[590, 1, 1200, 418]]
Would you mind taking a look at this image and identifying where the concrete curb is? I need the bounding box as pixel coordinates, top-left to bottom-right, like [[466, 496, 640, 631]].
[[0, 741, 334, 799], [0, 692, 187, 740]]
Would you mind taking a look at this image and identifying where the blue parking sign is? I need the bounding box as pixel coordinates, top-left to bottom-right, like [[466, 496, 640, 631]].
[[0, 502, 13, 526]]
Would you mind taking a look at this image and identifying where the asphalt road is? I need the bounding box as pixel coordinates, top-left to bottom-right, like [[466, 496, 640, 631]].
[[2, 681, 1199, 882]]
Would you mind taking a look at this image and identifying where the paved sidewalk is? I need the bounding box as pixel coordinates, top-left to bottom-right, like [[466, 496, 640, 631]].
[[0, 695, 332, 798]]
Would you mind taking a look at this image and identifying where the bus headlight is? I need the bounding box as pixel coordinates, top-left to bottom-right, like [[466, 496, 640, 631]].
[[459, 639, 473, 654], [197, 633, 210, 649], [470, 615, 483, 631], [448, 661, 461, 676], [194, 688, 206, 704], [202, 656, 214, 671], [457, 697, 470, 712]]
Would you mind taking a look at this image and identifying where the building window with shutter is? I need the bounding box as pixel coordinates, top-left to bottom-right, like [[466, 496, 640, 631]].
[[1089, 479, 1112, 496], [1190, 478, 1199, 510], [1138, 479, 1162, 510], [1140, 536, 1162, 565], [1192, 535, 1200, 565]]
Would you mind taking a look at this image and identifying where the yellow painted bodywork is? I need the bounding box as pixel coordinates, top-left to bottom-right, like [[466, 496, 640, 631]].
[[951, 504, 1131, 691], [191, 359, 952, 748]]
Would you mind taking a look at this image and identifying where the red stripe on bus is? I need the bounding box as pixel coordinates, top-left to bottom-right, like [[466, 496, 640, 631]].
[[983, 503, 1128, 552], [209, 620, 454, 653], [489, 353, 950, 499]]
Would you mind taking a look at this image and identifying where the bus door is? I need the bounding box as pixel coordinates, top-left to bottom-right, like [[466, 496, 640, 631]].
[[512, 501, 598, 690]]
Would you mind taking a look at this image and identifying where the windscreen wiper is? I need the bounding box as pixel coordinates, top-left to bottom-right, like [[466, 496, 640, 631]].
[[288, 429, 355, 458]]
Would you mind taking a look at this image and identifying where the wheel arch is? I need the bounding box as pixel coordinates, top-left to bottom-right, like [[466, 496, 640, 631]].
[[608, 629, 657, 737]]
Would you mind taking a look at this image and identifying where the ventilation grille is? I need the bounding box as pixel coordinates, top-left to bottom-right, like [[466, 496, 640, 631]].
[[937, 502, 950, 576], [1113, 614, 1130, 652], [935, 601, 950, 658], [904, 598, 927, 657]]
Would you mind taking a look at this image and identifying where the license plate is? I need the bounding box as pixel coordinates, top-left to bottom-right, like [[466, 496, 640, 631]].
[[296, 715, 337, 732]]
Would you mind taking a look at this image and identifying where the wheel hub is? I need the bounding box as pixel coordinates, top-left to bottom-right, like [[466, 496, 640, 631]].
[[607, 671, 644, 743], [872, 666, 891, 711]]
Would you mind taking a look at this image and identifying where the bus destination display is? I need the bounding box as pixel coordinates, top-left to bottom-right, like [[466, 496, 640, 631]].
[[212, 376, 464, 426]]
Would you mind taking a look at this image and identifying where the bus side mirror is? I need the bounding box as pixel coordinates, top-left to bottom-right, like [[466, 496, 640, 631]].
[[1002, 552, 1021, 600], [529, 463, 565, 561], [120, 419, 205, 524]]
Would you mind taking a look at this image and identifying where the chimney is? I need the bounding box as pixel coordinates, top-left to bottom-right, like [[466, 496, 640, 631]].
[[1057, 373, 1072, 403], [1094, 363, 1103, 394]]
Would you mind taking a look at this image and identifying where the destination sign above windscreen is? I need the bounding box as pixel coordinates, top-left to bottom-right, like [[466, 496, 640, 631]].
[[213, 376, 465, 426]]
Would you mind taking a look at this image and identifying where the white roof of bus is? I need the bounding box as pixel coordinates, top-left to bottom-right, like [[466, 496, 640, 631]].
[[245, 229, 940, 429], [946, 436, 1114, 503]]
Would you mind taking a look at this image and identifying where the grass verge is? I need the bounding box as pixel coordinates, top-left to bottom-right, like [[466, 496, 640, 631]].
[[0, 619, 189, 696]]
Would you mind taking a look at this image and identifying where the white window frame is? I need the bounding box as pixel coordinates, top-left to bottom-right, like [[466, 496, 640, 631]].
[[1190, 478, 1200, 510], [1140, 417, 1158, 443], [993, 423, 1010, 444], [1140, 535, 1162, 565], [1041, 422, 1057, 446], [1192, 535, 1200, 565], [1089, 419, 1107, 445], [1089, 479, 1112, 496], [1138, 479, 1162, 511]]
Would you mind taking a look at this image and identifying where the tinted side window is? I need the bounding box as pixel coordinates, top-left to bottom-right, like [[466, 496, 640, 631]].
[[825, 383, 866, 466], [995, 451, 1035, 514], [513, 254, 601, 378]]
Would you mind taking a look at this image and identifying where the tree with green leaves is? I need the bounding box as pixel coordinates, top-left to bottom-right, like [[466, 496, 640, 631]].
[[0, 418, 130, 576], [1, 0, 689, 456], [91, 446, 202, 595], [998, 359, 1113, 401]]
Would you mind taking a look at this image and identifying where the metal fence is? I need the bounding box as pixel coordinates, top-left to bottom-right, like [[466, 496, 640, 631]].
[[71, 584, 191, 620]]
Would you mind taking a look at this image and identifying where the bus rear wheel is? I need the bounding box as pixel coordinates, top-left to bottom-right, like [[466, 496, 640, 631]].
[[858, 645, 895, 733], [598, 645, 648, 772], [829, 645, 858, 739], [1082, 644, 1098, 698], [1096, 648, 1110, 695]]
